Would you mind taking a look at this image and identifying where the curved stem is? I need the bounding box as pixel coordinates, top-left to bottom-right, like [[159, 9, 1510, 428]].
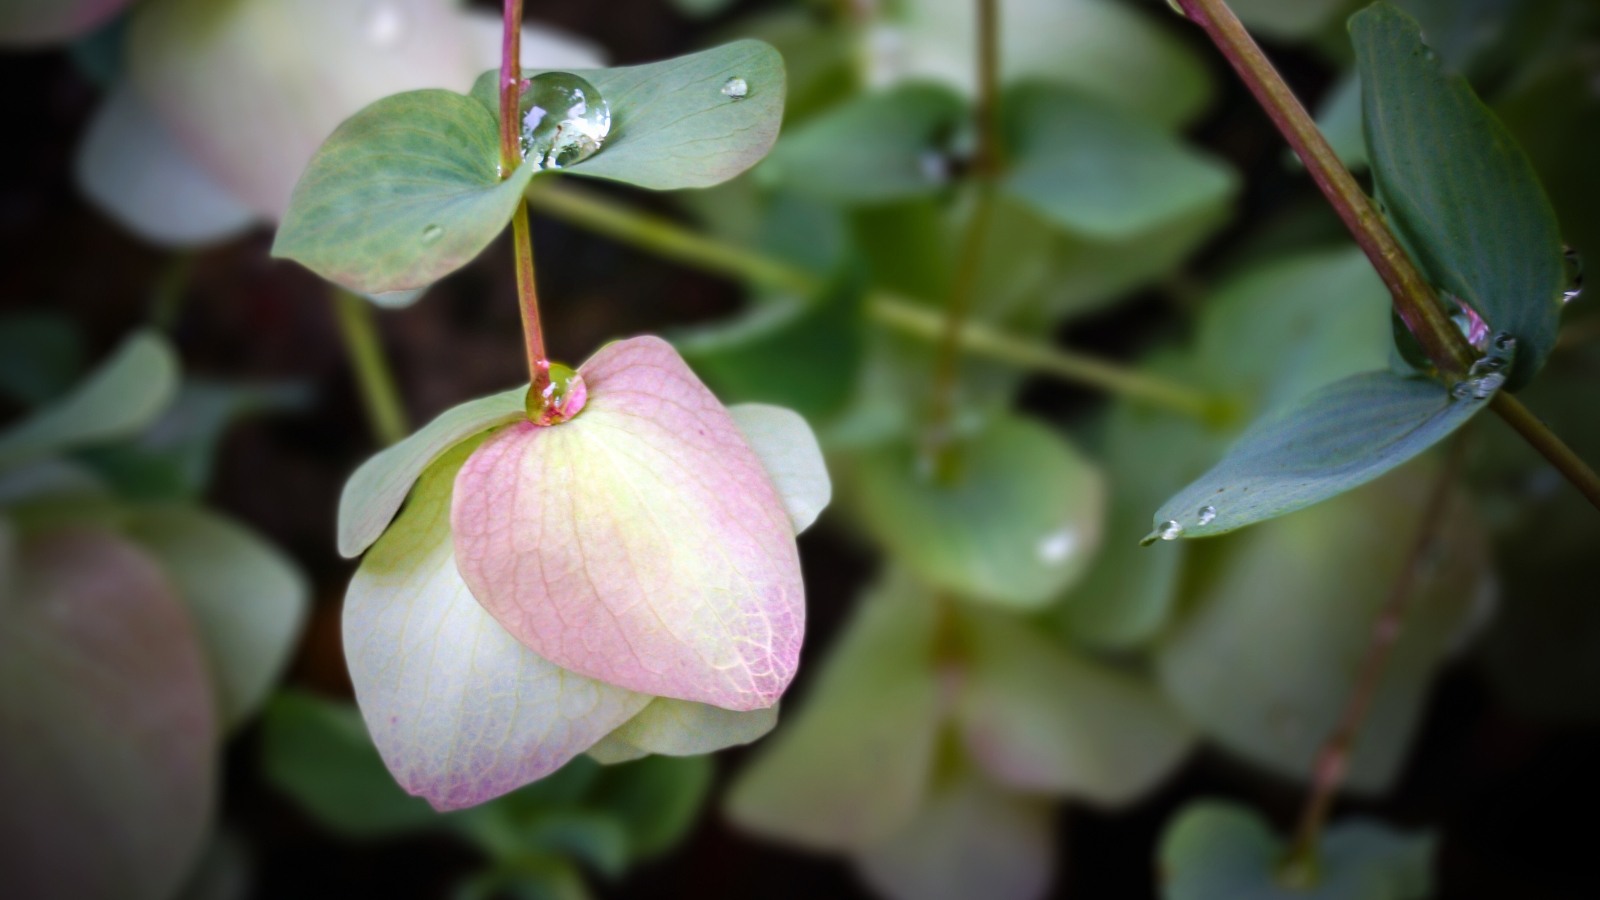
[[332, 288, 409, 446], [522, 180, 1223, 419], [1174, 0, 1600, 514], [498, 0, 548, 391], [1281, 435, 1467, 883]]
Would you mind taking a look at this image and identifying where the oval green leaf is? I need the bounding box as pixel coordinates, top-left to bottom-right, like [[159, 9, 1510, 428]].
[[1353, 2, 1566, 390], [272, 90, 534, 294]]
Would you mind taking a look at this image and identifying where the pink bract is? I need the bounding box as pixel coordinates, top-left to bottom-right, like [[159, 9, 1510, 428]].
[[450, 336, 804, 711]]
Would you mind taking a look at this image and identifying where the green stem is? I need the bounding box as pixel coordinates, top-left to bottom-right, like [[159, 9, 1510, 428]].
[[332, 288, 409, 446], [148, 250, 198, 331], [1174, 0, 1600, 513], [523, 181, 1220, 419], [1281, 435, 1468, 884]]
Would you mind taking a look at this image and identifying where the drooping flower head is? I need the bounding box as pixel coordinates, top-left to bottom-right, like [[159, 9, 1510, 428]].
[[340, 336, 828, 810]]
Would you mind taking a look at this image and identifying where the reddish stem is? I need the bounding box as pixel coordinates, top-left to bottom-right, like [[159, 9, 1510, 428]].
[[498, 0, 549, 392]]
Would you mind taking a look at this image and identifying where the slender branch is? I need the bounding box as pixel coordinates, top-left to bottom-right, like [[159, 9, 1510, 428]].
[[1175, 0, 1600, 514], [522, 180, 1222, 419], [1172, 0, 1470, 380], [1490, 392, 1600, 509], [1280, 436, 1468, 884], [499, 0, 549, 391], [332, 288, 409, 446]]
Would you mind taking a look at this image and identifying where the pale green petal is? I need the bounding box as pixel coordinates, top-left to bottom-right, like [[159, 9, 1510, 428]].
[[588, 698, 779, 764], [0, 330, 178, 469], [728, 403, 831, 533], [337, 385, 524, 558], [123, 506, 309, 729]]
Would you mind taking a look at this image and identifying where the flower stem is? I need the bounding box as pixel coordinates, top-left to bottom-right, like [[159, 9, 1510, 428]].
[[521, 180, 1223, 420], [499, 0, 549, 392], [1173, 0, 1600, 514], [1280, 434, 1467, 884], [332, 288, 409, 446]]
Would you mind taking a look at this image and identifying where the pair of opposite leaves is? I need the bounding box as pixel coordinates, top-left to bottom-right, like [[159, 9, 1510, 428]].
[[341, 336, 830, 810]]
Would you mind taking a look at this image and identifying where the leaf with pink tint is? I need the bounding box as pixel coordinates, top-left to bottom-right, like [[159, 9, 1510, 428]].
[[587, 698, 779, 764], [953, 606, 1193, 807], [0, 524, 216, 900], [855, 769, 1055, 900], [452, 337, 804, 712], [724, 569, 944, 851], [344, 435, 651, 812]]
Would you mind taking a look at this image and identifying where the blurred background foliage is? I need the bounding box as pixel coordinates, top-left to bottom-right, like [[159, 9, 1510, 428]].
[[2, 0, 1599, 898]]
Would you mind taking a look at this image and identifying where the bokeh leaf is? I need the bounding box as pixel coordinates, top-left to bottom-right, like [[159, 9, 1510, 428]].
[[344, 436, 650, 811], [470, 40, 787, 190], [855, 770, 1055, 900], [0, 0, 131, 45], [858, 415, 1106, 609], [124, 506, 309, 729], [272, 90, 535, 295], [759, 84, 966, 204], [589, 755, 713, 859], [1150, 371, 1488, 540], [1159, 801, 1433, 900], [0, 527, 215, 900], [726, 570, 943, 850], [1157, 467, 1490, 792], [261, 690, 439, 838], [337, 384, 525, 558], [0, 330, 178, 470], [955, 607, 1193, 805], [0, 312, 84, 407], [1002, 84, 1236, 242], [1354, 2, 1566, 390], [75, 83, 257, 248]]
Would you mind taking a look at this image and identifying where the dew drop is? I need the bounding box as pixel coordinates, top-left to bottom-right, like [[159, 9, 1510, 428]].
[[520, 72, 610, 171], [721, 76, 750, 100], [1197, 505, 1217, 527], [364, 2, 406, 47], [527, 362, 587, 426], [1036, 528, 1079, 565], [1564, 246, 1584, 304], [1448, 295, 1490, 352], [421, 224, 444, 244]]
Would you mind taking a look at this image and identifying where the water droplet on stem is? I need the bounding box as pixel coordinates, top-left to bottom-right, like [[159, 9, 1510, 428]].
[[527, 362, 587, 426]]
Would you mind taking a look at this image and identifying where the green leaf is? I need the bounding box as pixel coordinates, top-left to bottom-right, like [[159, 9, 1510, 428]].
[[337, 385, 526, 558], [858, 415, 1106, 609], [0, 312, 83, 407], [1002, 84, 1237, 242], [1149, 371, 1487, 540], [757, 84, 966, 205], [0, 0, 131, 45], [123, 506, 309, 730], [260, 690, 441, 839], [591, 755, 713, 860], [677, 271, 865, 421], [855, 769, 1055, 900], [725, 569, 943, 850], [272, 90, 534, 295], [954, 606, 1193, 805], [1159, 801, 1433, 900], [0, 329, 178, 470], [1354, 2, 1566, 390], [1157, 467, 1490, 792], [470, 40, 786, 190], [1227, 0, 1349, 38]]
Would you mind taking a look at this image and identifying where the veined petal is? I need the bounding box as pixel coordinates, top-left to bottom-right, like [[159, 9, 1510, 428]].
[[337, 385, 525, 558], [728, 403, 831, 534], [587, 698, 779, 764], [344, 435, 650, 812], [452, 337, 804, 711]]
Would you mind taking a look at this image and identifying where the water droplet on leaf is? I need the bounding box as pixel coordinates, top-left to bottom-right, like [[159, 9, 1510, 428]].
[[1141, 520, 1185, 545], [421, 224, 443, 244], [1564, 246, 1584, 304], [526, 362, 587, 426], [721, 77, 749, 100], [520, 72, 610, 171], [1197, 505, 1217, 527], [1448, 295, 1490, 352]]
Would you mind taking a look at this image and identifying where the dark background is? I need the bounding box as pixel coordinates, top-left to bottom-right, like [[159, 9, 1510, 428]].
[[1, 0, 1594, 896]]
